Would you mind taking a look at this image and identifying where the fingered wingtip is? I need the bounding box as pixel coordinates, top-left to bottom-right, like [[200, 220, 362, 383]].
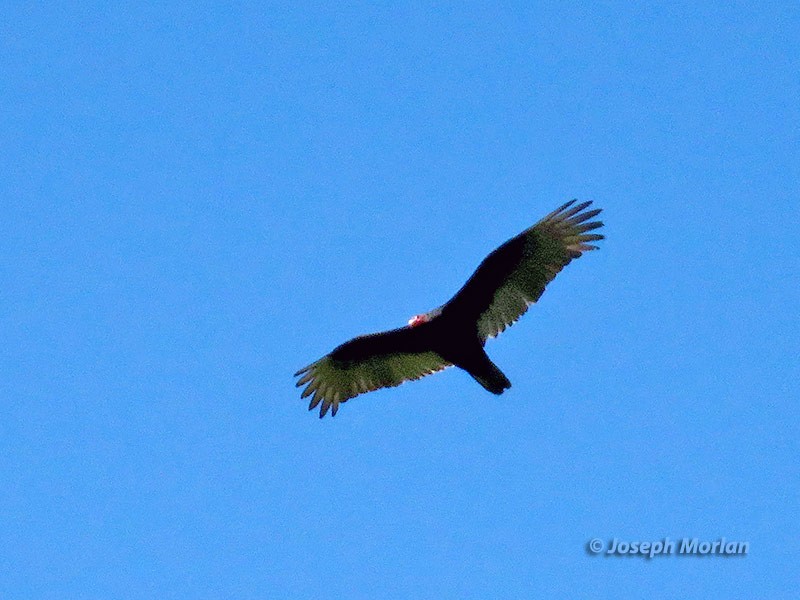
[[568, 207, 602, 225], [541, 199, 577, 222], [539, 199, 604, 227], [559, 200, 593, 221]]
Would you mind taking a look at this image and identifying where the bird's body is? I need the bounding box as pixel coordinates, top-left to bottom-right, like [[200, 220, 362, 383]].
[[295, 200, 604, 417]]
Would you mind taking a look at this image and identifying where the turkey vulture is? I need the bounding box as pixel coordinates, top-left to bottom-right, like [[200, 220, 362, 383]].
[[295, 199, 604, 417]]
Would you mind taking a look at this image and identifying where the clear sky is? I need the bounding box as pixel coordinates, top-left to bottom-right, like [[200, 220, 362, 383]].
[[2, 3, 798, 598]]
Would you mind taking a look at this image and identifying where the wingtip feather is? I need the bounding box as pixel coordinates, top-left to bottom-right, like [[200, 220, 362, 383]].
[[295, 371, 314, 386], [308, 389, 323, 409], [319, 400, 332, 418], [576, 221, 603, 233], [540, 199, 577, 222], [557, 200, 593, 221], [580, 233, 604, 242], [567, 207, 602, 225]]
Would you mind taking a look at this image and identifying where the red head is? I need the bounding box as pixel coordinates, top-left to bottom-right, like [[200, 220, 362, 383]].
[[407, 314, 429, 328]]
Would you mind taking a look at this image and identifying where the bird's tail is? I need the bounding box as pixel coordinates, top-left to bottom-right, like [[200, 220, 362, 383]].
[[470, 357, 512, 395]]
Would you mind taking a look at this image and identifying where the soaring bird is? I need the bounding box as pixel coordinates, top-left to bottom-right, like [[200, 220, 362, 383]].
[[295, 199, 603, 417]]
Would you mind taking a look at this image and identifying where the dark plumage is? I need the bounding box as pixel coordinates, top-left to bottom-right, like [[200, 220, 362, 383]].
[[295, 200, 604, 417]]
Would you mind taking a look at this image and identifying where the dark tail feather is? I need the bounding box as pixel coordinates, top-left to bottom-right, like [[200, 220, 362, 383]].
[[470, 359, 512, 395]]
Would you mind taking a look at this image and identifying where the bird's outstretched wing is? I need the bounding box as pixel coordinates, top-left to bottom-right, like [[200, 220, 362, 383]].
[[294, 326, 451, 418], [442, 200, 604, 341]]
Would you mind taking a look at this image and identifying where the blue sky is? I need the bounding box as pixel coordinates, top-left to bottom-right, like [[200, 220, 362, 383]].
[[2, 2, 798, 598]]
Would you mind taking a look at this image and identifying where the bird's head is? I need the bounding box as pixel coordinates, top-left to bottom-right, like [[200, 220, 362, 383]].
[[407, 314, 429, 328]]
